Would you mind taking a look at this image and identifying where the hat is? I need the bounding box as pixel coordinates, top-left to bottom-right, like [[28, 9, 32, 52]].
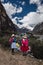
[[23, 35, 27, 38], [11, 34, 15, 37]]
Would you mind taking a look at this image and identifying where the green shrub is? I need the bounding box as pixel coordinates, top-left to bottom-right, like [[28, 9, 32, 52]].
[[30, 39, 43, 59], [0, 36, 10, 49]]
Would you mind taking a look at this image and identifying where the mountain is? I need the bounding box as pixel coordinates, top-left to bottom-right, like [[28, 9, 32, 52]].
[[33, 22, 43, 34], [20, 27, 30, 33], [0, 2, 18, 35], [17, 27, 32, 34]]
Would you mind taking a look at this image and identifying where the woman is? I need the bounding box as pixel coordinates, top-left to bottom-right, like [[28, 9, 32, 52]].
[[9, 34, 17, 54], [20, 34, 29, 56]]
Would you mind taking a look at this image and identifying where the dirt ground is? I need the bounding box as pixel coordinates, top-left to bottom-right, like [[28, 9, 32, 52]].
[[0, 47, 43, 65]]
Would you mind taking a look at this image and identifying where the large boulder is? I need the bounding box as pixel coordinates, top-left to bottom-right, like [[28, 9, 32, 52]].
[[33, 22, 43, 35]]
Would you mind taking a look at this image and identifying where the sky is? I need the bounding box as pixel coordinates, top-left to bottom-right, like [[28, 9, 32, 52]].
[[1, 0, 43, 30]]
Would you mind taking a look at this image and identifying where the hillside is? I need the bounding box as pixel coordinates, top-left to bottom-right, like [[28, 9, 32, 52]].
[[0, 47, 43, 65], [0, 2, 18, 35], [33, 22, 43, 35]]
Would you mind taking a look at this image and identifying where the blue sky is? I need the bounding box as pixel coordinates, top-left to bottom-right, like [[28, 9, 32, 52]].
[[3, 0, 37, 17], [1, 0, 43, 30]]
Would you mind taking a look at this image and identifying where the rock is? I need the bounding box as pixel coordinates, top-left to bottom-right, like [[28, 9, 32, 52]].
[[33, 22, 43, 35], [0, 2, 18, 35]]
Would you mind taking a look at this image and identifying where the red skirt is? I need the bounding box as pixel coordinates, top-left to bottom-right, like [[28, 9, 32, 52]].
[[20, 45, 29, 52]]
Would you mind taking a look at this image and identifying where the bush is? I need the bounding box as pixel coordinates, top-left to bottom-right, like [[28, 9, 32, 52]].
[[0, 36, 10, 49], [30, 40, 43, 59]]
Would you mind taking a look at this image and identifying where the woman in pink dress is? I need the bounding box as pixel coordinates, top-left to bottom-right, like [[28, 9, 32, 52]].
[[20, 35, 29, 56]]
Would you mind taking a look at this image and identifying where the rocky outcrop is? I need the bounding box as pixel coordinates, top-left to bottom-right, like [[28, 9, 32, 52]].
[[0, 2, 17, 35], [33, 22, 43, 35]]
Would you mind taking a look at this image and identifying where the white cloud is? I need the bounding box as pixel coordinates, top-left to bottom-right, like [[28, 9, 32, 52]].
[[3, 3, 17, 19], [37, 4, 43, 13], [16, 7, 22, 13], [3, 2, 22, 19], [30, 0, 40, 6], [19, 11, 43, 30], [12, 17, 23, 28], [22, 1, 25, 5], [19, 22, 34, 30], [12, 18, 17, 25], [29, 0, 43, 23], [20, 12, 40, 24], [17, 1, 25, 5], [36, 4, 43, 22], [1, 0, 4, 2]]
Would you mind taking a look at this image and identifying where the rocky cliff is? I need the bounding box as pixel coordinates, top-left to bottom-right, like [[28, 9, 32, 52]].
[[33, 22, 43, 35], [0, 2, 17, 35]]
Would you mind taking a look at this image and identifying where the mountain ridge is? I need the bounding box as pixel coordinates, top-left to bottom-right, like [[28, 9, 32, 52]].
[[33, 22, 43, 34], [0, 2, 18, 35]]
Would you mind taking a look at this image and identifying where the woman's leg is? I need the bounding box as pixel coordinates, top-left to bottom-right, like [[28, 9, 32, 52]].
[[12, 48, 14, 54]]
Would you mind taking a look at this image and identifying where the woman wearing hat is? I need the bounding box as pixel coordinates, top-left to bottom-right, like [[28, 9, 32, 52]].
[[20, 35, 29, 56], [9, 34, 17, 54]]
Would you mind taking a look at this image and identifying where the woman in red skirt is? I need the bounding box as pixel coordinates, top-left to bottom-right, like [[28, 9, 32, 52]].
[[20, 35, 29, 56]]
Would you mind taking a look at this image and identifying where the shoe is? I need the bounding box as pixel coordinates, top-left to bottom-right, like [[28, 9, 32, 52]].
[[23, 53, 27, 56], [12, 52, 14, 55]]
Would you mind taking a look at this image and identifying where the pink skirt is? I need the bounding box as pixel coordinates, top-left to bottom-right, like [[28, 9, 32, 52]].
[[20, 45, 29, 52]]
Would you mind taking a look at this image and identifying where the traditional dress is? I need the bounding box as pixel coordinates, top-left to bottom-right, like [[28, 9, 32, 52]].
[[9, 34, 17, 49], [20, 38, 29, 52]]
